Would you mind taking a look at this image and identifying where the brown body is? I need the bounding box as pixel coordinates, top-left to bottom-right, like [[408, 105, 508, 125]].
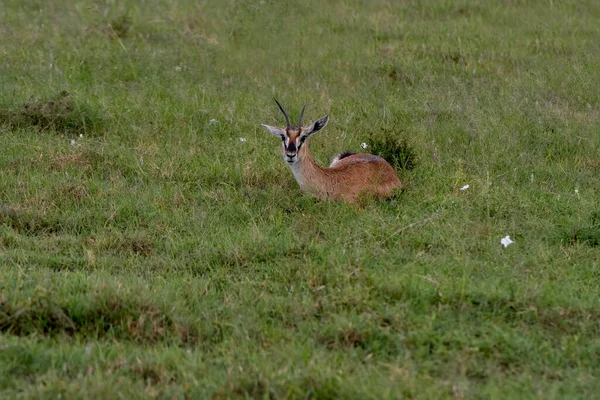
[[262, 100, 402, 203], [289, 140, 401, 202]]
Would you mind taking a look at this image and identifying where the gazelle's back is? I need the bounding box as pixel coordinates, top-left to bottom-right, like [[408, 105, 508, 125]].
[[323, 153, 401, 201]]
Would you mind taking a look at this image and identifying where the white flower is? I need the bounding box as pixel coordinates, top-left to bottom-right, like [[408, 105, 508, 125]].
[[209, 119, 218, 125], [459, 184, 469, 191], [239, 137, 247, 142], [500, 236, 514, 248], [79, 134, 83, 138], [575, 188, 579, 194], [174, 66, 182, 71], [360, 142, 368, 149], [70, 139, 80, 147]]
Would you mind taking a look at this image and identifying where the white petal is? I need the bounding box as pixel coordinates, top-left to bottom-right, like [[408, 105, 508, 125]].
[[459, 184, 469, 191], [360, 142, 367, 149], [239, 137, 247, 142], [500, 236, 514, 247]]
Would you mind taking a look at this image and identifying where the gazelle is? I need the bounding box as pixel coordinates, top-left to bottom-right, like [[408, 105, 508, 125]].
[[261, 99, 402, 202]]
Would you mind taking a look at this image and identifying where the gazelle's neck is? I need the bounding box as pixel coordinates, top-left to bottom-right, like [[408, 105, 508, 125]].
[[288, 144, 325, 192], [288, 160, 305, 188]]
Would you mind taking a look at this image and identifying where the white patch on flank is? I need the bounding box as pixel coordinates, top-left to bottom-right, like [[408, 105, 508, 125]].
[[329, 154, 341, 167]]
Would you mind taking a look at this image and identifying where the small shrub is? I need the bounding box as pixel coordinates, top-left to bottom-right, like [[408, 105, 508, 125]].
[[367, 131, 417, 171]]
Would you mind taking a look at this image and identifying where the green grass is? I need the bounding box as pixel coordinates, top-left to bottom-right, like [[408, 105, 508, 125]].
[[1, 0, 599, 398]]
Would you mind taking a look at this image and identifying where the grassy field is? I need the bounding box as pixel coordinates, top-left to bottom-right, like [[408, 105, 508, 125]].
[[1, 0, 599, 398]]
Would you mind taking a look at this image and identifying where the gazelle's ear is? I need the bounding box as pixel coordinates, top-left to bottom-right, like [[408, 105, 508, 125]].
[[261, 124, 285, 137], [307, 115, 329, 135]]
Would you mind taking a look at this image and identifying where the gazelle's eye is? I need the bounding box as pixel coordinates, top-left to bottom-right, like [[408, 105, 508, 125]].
[[280, 135, 285, 142], [300, 136, 307, 143]]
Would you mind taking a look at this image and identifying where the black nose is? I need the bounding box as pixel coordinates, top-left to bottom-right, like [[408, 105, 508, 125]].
[[286, 142, 296, 152]]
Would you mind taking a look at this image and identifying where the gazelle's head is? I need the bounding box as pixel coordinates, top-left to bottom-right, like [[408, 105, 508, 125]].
[[261, 99, 329, 165]]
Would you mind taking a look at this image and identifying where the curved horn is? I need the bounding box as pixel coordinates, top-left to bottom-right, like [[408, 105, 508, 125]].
[[273, 98, 291, 127], [298, 104, 306, 127]]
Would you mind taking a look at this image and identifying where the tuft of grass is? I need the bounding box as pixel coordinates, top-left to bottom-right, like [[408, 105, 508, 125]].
[[559, 211, 600, 247], [0, 207, 66, 235], [108, 14, 133, 39], [0, 91, 104, 136], [379, 64, 417, 87], [563, 226, 600, 247], [0, 288, 198, 345]]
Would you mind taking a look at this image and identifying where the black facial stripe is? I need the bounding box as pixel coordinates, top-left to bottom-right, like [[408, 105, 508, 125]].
[[298, 139, 305, 149]]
